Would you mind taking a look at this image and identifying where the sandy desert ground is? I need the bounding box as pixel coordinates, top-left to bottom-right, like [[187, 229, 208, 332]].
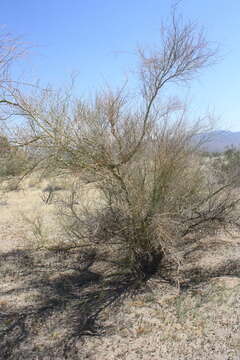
[[0, 176, 240, 359]]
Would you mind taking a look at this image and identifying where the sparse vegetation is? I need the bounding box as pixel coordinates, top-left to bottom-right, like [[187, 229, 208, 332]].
[[221, 147, 240, 183], [0, 143, 28, 178], [0, 9, 240, 360], [2, 13, 237, 281]]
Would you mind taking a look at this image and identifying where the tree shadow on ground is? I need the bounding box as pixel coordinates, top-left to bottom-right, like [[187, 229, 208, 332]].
[[159, 237, 240, 290], [179, 258, 240, 291], [0, 237, 239, 359], [0, 247, 141, 359]]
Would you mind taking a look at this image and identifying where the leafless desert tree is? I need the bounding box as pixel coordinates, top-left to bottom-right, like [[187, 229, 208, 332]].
[[1, 15, 239, 279]]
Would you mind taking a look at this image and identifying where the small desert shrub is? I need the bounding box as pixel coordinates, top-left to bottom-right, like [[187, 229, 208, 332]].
[[0, 140, 29, 177], [22, 210, 65, 249], [221, 148, 240, 183], [210, 148, 240, 186], [41, 184, 64, 204], [23, 213, 46, 247]]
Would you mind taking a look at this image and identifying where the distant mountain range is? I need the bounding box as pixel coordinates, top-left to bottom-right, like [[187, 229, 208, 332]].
[[194, 130, 240, 152]]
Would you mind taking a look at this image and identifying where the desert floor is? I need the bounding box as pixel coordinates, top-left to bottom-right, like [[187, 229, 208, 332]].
[[0, 177, 240, 359]]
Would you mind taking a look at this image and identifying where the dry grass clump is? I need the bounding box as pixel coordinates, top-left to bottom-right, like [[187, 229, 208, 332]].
[[0, 173, 76, 251]]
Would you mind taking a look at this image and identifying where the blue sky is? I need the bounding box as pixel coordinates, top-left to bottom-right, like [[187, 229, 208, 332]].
[[1, 0, 240, 130]]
